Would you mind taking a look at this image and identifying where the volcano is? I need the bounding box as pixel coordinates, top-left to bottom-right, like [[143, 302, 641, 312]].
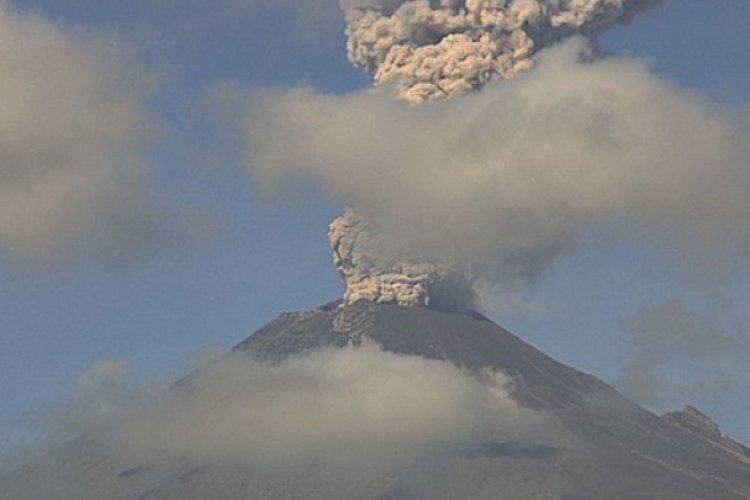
[[4, 301, 750, 499]]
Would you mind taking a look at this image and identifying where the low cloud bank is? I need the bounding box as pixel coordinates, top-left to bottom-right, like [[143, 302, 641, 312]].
[[123, 346, 545, 459], [2, 346, 557, 498]]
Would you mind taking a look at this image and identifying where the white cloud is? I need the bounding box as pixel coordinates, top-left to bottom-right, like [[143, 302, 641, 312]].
[[123, 346, 540, 459], [0, 1, 156, 264], [620, 298, 747, 408], [2, 346, 557, 498], [245, 39, 750, 289]]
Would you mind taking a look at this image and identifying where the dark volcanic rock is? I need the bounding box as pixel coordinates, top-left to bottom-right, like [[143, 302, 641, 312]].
[[662, 405, 750, 465], [3, 301, 750, 499]]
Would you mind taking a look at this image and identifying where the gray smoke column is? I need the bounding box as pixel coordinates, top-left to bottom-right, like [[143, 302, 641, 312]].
[[342, 0, 664, 103], [328, 0, 663, 309]]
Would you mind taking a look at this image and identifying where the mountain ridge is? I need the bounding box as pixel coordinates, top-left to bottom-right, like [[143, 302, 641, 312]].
[[4, 300, 750, 499], [232, 301, 750, 498]]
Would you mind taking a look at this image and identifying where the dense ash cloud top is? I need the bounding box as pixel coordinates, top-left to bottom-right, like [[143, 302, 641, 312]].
[[342, 0, 665, 103]]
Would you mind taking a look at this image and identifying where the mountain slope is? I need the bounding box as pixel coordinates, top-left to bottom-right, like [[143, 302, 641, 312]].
[[4, 301, 750, 499], [234, 301, 750, 498]]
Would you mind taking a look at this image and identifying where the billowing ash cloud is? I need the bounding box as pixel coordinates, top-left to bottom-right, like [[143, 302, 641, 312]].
[[342, 0, 665, 103], [302, 0, 668, 310], [246, 38, 750, 304], [330, 209, 478, 310]]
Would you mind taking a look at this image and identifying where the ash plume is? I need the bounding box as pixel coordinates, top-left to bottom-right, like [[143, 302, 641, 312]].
[[329, 209, 478, 310], [246, 0, 750, 310], [324, 0, 664, 309], [342, 0, 665, 103], [247, 43, 750, 308]]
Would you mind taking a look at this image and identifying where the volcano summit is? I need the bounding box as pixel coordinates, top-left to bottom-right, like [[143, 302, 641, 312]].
[[4, 301, 750, 499]]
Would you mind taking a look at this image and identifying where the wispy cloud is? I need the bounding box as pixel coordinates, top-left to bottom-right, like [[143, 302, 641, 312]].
[[0, 2, 211, 268], [619, 298, 747, 408]]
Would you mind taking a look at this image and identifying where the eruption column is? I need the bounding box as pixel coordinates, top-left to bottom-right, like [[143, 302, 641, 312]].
[[331, 0, 664, 308]]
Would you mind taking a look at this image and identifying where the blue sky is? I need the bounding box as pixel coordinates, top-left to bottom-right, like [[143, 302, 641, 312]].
[[1, 0, 749, 456]]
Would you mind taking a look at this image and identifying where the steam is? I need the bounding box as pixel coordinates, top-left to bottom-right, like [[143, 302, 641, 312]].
[[342, 0, 664, 103], [301, 0, 669, 309]]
